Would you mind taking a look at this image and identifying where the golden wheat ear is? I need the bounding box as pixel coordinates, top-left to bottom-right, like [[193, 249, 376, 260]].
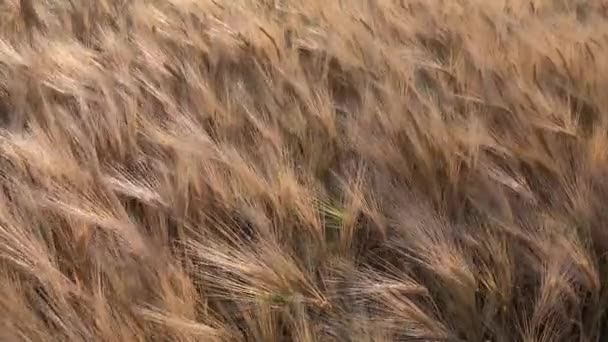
[[1, 0, 608, 341]]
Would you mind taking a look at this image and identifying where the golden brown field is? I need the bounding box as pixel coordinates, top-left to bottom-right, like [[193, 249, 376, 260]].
[[1, 0, 608, 341]]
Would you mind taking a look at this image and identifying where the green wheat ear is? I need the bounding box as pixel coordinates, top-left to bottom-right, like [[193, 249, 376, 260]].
[[314, 198, 344, 249], [263, 292, 293, 307], [315, 198, 344, 228]]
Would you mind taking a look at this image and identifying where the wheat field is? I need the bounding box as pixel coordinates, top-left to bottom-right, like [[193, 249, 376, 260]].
[[1, 0, 608, 341]]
